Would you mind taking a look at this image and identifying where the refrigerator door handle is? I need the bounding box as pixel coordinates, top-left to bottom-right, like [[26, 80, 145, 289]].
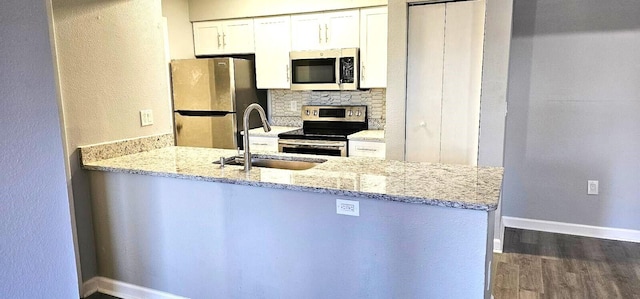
[[175, 110, 235, 117]]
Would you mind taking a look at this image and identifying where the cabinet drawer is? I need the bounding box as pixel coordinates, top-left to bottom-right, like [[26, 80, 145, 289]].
[[248, 136, 278, 152], [348, 141, 385, 158]]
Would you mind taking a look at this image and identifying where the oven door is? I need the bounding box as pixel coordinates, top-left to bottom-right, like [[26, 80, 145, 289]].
[[278, 139, 347, 157]]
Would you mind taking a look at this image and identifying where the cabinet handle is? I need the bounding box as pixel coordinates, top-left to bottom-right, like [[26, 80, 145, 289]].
[[252, 143, 269, 146], [356, 147, 378, 152], [318, 24, 322, 44], [217, 33, 221, 48], [286, 65, 290, 82], [222, 33, 226, 46], [325, 24, 329, 43]]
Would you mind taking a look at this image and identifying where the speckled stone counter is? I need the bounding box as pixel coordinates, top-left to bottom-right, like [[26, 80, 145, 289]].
[[347, 130, 385, 142], [81, 146, 503, 211]]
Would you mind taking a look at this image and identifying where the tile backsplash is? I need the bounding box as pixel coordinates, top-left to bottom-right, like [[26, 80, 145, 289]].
[[268, 88, 386, 129]]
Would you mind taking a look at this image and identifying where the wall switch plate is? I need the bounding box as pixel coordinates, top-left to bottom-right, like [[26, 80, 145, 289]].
[[587, 180, 599, 195], [336, 199, 359, 216], [140, 109, 153, 126], [290, 101, 297, 112]]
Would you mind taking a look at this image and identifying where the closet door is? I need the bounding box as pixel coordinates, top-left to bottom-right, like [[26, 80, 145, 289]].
[[440, 0, 485, 166], [405, 0, 485, 166], [405, 4, 446, 163]]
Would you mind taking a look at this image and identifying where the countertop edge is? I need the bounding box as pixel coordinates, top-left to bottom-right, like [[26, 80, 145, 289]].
[[83, 163, 498, 212]]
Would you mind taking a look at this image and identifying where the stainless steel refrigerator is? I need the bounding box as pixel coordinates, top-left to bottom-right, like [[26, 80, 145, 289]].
[[170, 58, 267, 149]]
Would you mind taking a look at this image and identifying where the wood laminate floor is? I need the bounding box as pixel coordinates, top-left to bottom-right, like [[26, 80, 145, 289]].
[[493, 228, 640, 299]]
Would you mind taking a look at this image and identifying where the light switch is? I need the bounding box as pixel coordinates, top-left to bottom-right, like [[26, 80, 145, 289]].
[[140, 109, 154, 126]]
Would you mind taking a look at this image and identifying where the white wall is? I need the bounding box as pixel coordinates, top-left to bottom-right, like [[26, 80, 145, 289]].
[[0, 0, 79, 297], [503, 0, 640, 230], [51, 0, 174, 281], [189, 0, 387, 21], [162, 0, 195, 59], [90, 171, 492, 298]]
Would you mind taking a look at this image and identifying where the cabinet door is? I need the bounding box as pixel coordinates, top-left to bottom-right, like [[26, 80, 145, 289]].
[[349, 140, 386, 158], [222, 19, 255, 54], [193, 21, 224, 56], [291, 13, 324, 51], [325, 10, 360, 49], [440, 0, 485, 166], [406, 3, 446, 163], [359, 7, 388, 88], [254, 16, 291, 89]]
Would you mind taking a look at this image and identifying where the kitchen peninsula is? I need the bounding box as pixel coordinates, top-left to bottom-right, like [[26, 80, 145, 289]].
[[81, 136, 503, 298]]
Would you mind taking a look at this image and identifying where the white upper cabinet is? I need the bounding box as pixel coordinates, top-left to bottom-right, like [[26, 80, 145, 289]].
[[291, 10, 359, 51], [254, 16, 291, 89], [193, 19, 255, 56], [359, 6, 388, 88]]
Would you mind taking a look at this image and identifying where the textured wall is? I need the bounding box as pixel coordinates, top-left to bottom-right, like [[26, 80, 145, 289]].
[[269, 89, 386, 129], [0, 0, 79, 297], [51, 0, 174, 281], [189, 0, 387, 21], [503, 0, 640, 230], [91, 171, 490, 298]]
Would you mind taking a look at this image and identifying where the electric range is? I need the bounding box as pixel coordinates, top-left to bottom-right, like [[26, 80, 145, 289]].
[[278, 105, 367, 157]]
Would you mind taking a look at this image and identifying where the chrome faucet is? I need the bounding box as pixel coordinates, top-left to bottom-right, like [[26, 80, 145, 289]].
[[243, 103, 271, 171]]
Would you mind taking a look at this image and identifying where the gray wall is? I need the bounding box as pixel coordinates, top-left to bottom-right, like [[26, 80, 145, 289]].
[[90, 171, 491, 298], [503, 0, 640, 230], [0, 0, 79, 297]]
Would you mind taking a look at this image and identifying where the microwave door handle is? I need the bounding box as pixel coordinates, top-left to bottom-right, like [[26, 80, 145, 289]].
[[286, 64, 290, 83]]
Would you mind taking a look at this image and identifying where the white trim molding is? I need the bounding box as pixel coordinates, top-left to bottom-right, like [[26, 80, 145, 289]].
[[82, 277, 189, 299], [502, 216, 640, 243]]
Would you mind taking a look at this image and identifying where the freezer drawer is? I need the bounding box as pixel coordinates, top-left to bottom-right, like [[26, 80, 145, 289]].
[[175, 113, 237, 149]]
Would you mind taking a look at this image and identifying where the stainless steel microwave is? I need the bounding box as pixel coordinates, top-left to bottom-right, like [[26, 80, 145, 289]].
[[289, 48, 359, 91]]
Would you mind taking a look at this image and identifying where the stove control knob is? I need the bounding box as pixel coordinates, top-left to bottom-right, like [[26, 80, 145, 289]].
[[305, 110, 310, 116], [356, 110, 361, 117], [313, 110, 318, 116], [348, 110, 353, 116]]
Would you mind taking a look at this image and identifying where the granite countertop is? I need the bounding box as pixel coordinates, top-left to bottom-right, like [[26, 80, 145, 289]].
[[348, 130, 385, 142], [82, 146, 503, 211], [242, 126, 299, 137]]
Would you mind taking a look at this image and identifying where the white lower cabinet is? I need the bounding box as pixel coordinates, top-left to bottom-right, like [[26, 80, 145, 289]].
[[248, 136, 279, 152], [349, 140, 386, 158]]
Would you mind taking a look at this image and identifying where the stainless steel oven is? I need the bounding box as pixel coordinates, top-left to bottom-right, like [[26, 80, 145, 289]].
[[278, 139, 347, 157], [278, 105, 367, 157]]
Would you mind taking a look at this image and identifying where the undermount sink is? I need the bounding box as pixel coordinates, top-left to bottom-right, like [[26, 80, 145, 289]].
[[214, 155, 326, 171]]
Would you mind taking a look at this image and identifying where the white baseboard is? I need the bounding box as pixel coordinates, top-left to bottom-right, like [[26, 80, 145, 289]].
[[82, 276, 189, 299], [502, 216, 640, 243], [493, 238, 503, 253]]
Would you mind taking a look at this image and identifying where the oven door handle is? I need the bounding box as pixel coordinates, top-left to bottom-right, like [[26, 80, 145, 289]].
[[278, 140, 346, 148]]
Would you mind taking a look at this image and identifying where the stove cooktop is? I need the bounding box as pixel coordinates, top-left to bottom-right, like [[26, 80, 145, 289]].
[[278, 105, 368, 141], [278, 127, 364, 141]]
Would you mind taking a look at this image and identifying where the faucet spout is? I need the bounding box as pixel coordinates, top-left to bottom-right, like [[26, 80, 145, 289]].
[[243, 103, 271, 171]]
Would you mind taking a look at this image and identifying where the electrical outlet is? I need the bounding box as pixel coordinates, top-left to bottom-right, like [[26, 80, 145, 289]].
[[290, 101, 297, 112], [336, 199, 359, 216], [587, 180, 599, 195], [140, 109, 153, 127]]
